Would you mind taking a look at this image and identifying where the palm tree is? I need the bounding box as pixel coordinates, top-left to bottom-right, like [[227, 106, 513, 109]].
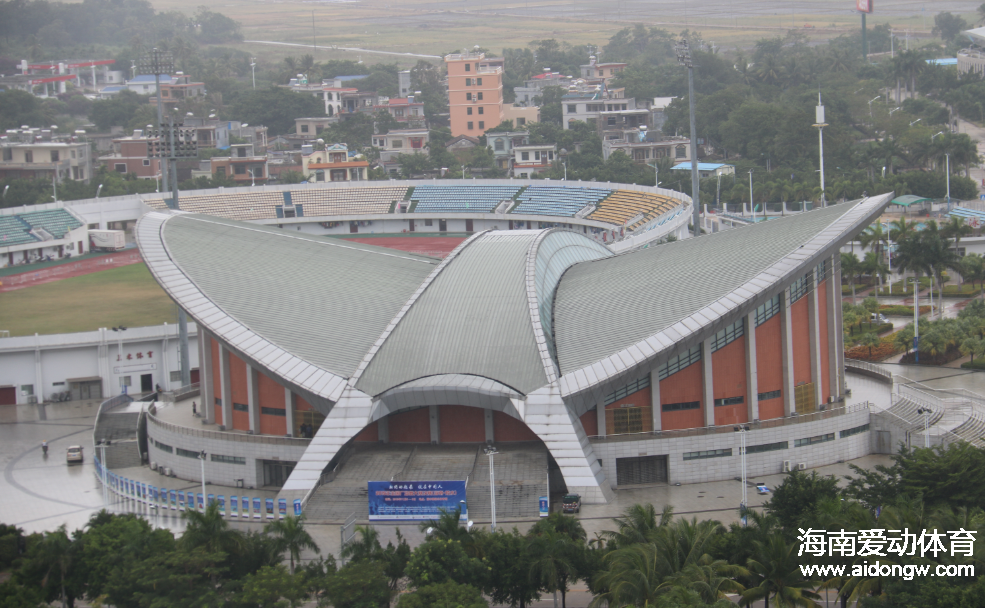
[[742, 534, 822, 608], [959, 253, 985, 298], [859, 223, 889, 265], [841, 252, 862, 304], [600, 503, 673, 548], [528, 528, 580, 608], [341, 525, 382, 563], [419, 505, 484, 557], [37, 525, 73, 608], [942, 216, 973, 250], [181, 501, 243, 555], [889, 216, 917, 244], [864, 251, 889, 290], [265, 514, 320, 574]]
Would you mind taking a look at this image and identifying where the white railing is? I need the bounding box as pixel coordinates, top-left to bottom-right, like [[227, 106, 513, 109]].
[[845, 359, 893, 382]]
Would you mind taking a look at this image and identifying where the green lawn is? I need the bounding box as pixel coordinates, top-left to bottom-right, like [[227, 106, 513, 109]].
[[0, 263, 177, 337]]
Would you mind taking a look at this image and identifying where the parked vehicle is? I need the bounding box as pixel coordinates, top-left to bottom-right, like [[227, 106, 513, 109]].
[[562, 493, 581, 514], [89, 230, 126, 251], [66, 445, 84, 464]]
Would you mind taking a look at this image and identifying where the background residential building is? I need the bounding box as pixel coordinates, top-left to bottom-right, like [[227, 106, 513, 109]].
[[446, 52, 505, 137]]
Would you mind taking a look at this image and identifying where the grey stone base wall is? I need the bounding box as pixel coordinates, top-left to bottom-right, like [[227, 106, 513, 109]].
[[590, 408, 871, 487], [147, 417, 310, 490]]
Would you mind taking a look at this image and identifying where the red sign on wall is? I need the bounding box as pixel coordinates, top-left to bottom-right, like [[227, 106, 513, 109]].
[[856, 0, 873, 13]]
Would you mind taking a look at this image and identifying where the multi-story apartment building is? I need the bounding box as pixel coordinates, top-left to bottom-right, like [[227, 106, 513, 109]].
[[372, 128, 429, 163], [579, 57, 626, 84], [446, 52, 505, 137], [513, 71, 573, 107], [100, 130, 162, 180], [374, 96, 426, 127], [149, 73, 207, 105], [512, 143, 557, 178], [301, 144, 369, 182], [486, 130, 529, 171], [1, 129, 92, 183], [211, 144, 269, 185]]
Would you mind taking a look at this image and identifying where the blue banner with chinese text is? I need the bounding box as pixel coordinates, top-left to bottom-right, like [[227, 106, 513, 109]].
[[368, 480, 467, 521]]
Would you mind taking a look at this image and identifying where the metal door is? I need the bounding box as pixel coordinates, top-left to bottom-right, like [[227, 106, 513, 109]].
[[616, 455, 668, 486]]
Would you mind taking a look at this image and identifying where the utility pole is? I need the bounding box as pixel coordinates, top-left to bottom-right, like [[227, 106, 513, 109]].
[[677, 38, 700, 238], [138, 49, 174, 192], [149, 117, 198, 387], [814, 93, 828, 206]]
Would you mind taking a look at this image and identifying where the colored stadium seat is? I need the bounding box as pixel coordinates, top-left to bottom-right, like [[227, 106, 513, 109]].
[[512, 186, 612, 217]]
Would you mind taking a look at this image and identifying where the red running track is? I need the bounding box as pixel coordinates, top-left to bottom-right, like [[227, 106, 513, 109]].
[[0, 251, 143, 293], [340, 236, 467, 258]]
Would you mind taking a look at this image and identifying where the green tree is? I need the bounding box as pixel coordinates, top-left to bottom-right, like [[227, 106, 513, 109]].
[[264, 515, 319, 575], [841, 252, 862, 305], [741, 535, 821, 608], [764, 470, 840, 530], [104, 547, 227, 608], [181, 501, 243, 556], [933, 12, 969, 42], [340, 525, 382, 564], [89, 90, 149, 132], [323, 561, 391, 608], [859, 332, 882, 359], [237, 565, 306, 608], [959, 253, 985, 298], [0, 89, 49, 130], [405, 539, 488, 589], [481, 529, 540, 608], [599, 503, 673, 549], [228, 87, 325, 136], [862, 296, 880, 329], [397, 581, 488, 608]]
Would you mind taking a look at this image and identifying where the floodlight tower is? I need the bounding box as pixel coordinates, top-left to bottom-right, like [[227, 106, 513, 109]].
[[138, 49, 175, 192], [676, 38, 700, 237], [148, 116, 198, 387]]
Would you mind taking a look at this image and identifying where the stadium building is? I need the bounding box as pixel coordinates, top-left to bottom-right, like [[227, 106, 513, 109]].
[[134, 182, 892, 510]]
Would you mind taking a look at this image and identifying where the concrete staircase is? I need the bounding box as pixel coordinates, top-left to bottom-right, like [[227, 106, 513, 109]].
[[397, 444, 477, 481], [466, 442, 547, 522]]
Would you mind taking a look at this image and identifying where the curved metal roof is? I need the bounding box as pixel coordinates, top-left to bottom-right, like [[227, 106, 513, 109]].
[[553, 195, 893, 401], [147, 213, 438, 385], [355, 230, 549, 397]]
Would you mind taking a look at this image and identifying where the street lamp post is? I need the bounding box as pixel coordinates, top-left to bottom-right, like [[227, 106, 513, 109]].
[[916, 408, 931, 448], [868, 95, 881, 119], [198, 450, 207, 511], [945, 153, 951, 213], [748, 170, 755, 220], [734, 425, 750, 524], [910, 277, 920, 363], [484, 445, 498, 531], [97, 439, 110, 506], [676, 38, 701, 238]]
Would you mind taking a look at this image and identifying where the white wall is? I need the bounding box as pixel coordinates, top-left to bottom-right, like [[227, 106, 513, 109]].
[[0, 324, 198, 404]]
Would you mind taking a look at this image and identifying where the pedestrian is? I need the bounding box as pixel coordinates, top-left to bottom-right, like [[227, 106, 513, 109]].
[[155, 383, 161, 393], [192, 401, 197, 415]]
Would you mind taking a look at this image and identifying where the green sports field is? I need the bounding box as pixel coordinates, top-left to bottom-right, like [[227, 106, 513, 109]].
[[0, 264, 177, 337]]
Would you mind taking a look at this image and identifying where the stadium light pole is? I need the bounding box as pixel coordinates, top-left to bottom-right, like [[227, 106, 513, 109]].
[[814, 92, 827, 207], [149, 116, 198, 387], [676, 38, 700, 237], [138, 49, 174, 192], [484, 445, 498, 531], [250, 57, 257, 90]]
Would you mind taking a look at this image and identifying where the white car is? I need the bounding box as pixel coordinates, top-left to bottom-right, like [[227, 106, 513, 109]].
[[66, 445, 84, 464]]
